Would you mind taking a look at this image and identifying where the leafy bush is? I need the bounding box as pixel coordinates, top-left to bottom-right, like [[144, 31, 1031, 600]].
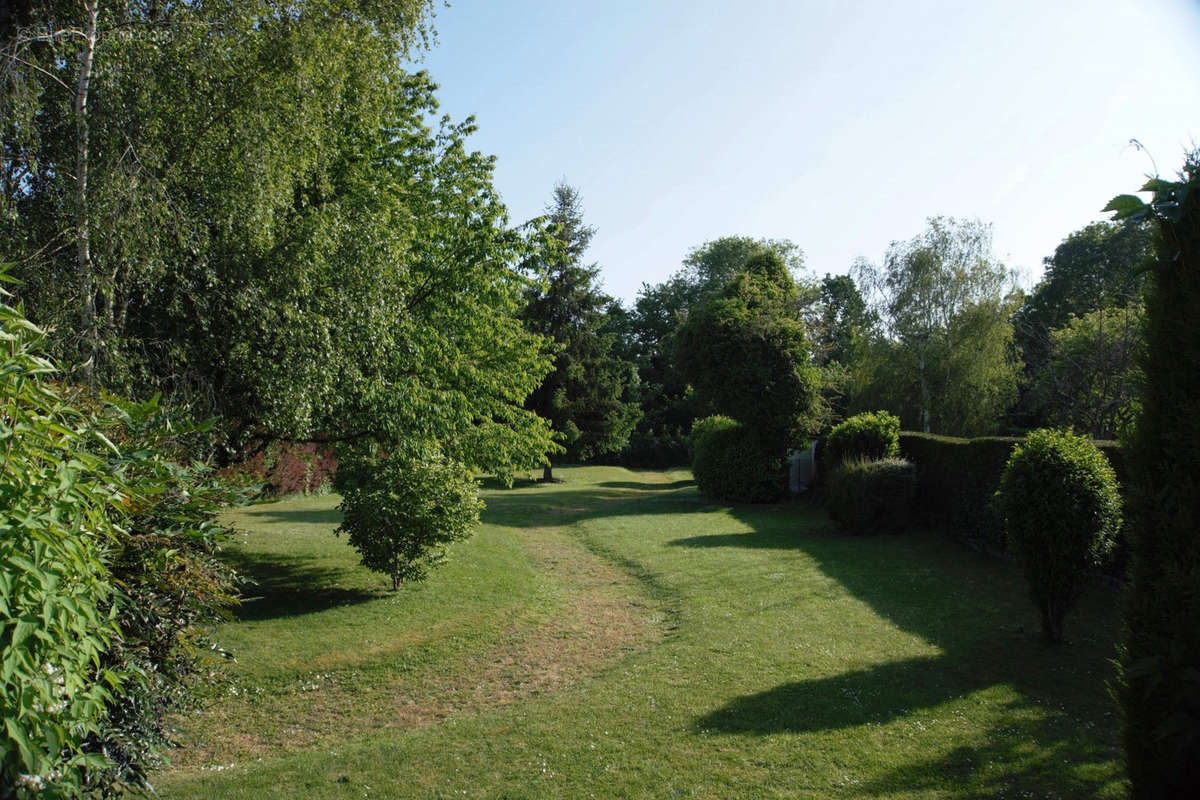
[[824, 411, 900, 469], [690, 416, 787, 503], [217, 440, 338, 497], [0, 287, 239, 797], [337, 446, 483, 589], [0, 299, 124, 798], [92, 399, 239, 793], [997, 429, 1121, 642], [826, 457, 917, 534]]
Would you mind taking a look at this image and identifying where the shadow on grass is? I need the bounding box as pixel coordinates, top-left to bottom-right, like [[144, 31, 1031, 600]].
[[239, 506, 343, 526], [597, 479, 695, 491], [224, 548, 380, 622], [678, 503, 1126, 794]]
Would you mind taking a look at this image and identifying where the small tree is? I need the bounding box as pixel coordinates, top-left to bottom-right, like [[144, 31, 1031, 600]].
[[337, 447, 483, 590], [997, 429, 1121, 642]]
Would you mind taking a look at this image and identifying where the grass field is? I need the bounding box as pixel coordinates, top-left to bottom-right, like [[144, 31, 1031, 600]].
[[158, 466, 1126, 799]]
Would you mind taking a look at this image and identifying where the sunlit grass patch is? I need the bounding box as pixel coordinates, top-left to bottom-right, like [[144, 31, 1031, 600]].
[[161, 466, 1125, 798]]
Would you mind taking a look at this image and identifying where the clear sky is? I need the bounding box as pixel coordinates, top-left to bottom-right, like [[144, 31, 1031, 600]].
[[418, 0, 1200, 302]]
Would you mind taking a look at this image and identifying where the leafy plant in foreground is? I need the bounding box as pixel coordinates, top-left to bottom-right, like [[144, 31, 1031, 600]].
[[0, 285, 122, 798]]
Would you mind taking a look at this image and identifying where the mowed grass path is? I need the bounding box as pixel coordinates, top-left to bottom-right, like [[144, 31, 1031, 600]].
[[159, 466, 1125, 799]]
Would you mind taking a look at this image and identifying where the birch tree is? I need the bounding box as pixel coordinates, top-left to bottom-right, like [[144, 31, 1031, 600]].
[[855, 217, 1022, 435]]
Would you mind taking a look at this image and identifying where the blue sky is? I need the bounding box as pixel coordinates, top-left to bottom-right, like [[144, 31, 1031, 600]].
[[418, 0, 1200, 302]]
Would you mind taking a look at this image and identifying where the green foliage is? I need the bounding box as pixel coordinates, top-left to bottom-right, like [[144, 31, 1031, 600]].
[[825, 457, 917, 535], [1030, 304, 1144, 439], [0, 293, 122, 797], [1012, 220, 1152, 382], [1118, 153, 1200, 796], [997, 429, 1120, 643], [337, 447, 483, 589], [676, 251, 821, 453], [3, 4, 554, 482], [618, 237, 805, 468], [900, 431, 1127, 558], [0, 286, 239, 795], [824, 411, 900, 469], [853, 218, 1022, 436], [93, 398, 240, 793], [690, 416, 786, 503], [811, 273, 875, 367], [521, 183, 640, 477]]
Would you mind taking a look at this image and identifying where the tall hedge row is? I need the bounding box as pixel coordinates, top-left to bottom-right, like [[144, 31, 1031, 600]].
[[1119, 161, 1200, 797], [899, 431, 1126, 562]]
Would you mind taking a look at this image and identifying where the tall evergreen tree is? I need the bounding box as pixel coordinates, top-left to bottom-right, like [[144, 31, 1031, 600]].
[[1110, 155, 1200, 798], [522, 182, 640, 481]]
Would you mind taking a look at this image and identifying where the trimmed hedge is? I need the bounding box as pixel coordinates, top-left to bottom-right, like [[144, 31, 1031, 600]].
[[900, 431, 1126, 561], [824, 411, 901, 469], [691, 416, 787, 503], [826, 457, 917, 534]]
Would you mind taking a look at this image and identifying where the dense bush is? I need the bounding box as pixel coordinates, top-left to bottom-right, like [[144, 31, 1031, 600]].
[[826, 457, 917, 534], [997, 429, 1121, 642], [1117, 157, 1200, 796], [337, 446, 483, 589], [0, 291, 238, 797], [216, 440, 338, 497], [824, 410, 900, 469], [1, 299, 123, 798], [690, 416, 787, 503], [93, 400, 239, 793]]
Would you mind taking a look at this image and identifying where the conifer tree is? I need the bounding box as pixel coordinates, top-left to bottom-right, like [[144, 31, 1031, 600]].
[[522, 182, 640, 481], [1110, 154, 1200, 797]]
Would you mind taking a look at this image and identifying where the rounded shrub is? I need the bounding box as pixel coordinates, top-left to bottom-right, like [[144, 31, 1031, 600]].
[[825, 457, 916, 534], [997, 428, 1121, 642], [824, 411, 901, 470], [690, 415, 786, 502]]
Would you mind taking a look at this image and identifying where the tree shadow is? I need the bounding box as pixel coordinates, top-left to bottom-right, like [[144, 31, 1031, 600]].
[[597, 479, 695, 491], [682, 504, 1125, 793], [224, 548, 381, 622], [238, 506, 343, 526], [478, 484, 703, 528]]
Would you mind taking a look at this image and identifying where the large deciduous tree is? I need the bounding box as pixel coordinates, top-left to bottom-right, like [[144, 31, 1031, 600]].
[[622, 236, 805, 466], [1013, 220, 1153, 375], [1, 1, 554, 477], [854, 217, 1022, 436], [675, 250, 821, 495], [521, 182, 640, 481]]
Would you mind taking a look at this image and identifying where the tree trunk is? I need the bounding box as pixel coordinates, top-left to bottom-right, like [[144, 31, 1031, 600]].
[[75, 0, 100, 383], [918, 345, 931, 433], [1040, 603, 1064, 644], [541, 463, 555, 483]]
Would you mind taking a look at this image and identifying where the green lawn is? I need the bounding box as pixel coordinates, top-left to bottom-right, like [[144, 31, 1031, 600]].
[[158, 466, 1125, 799]]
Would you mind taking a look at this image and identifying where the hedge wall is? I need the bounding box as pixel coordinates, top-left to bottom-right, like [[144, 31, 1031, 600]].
[[899, 432, 1127, 569]]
